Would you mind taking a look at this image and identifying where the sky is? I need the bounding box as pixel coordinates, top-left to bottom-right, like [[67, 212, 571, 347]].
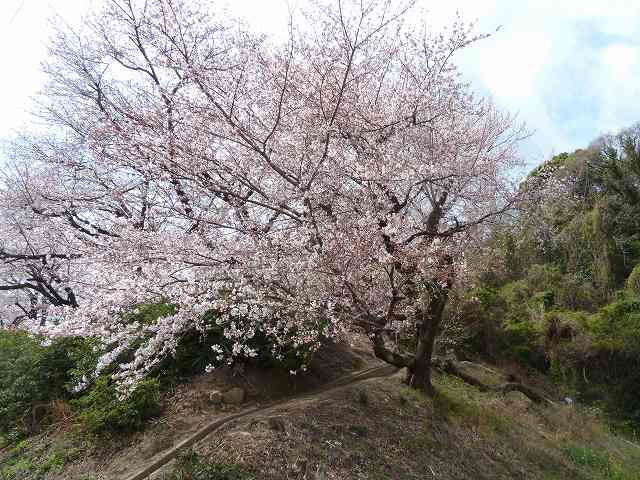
[[1, 0, 639, 170]]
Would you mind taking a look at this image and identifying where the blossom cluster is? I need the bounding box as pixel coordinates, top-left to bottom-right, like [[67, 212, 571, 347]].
[[0, 0, 524, 393]]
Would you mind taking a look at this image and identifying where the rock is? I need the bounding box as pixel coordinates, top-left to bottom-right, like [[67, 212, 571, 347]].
[[222, 387, 245, 405], [209, 390, 223, 405]]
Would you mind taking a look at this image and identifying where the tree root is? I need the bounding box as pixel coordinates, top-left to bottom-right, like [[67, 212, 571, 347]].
[[432, 357, 555, 405]]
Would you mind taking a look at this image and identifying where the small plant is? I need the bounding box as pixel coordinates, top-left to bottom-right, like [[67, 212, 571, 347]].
[[168, 450, 255, 480], [37, 452, 68, 475], [355, 388, 369, 407], [563, 445, 610, 470], [349, 424, 369, 437]]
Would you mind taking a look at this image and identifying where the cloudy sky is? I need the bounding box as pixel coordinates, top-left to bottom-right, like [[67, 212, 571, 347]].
[[1, 0, 639, 170]]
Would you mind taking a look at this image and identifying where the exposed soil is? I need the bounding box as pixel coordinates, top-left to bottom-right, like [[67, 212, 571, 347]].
[[4, 337, 640, 480]]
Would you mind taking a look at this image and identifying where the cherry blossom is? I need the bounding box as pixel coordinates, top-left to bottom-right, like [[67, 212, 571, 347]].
[[1, 0, 526, 394]]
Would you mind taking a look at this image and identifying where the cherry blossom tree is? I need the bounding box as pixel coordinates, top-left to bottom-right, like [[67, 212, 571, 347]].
[[1, 0, 526, 394], [0, 164, 81, 326]]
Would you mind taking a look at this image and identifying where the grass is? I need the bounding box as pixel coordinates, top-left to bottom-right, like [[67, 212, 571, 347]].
[[431, 375, 510, 435], [563, 445, 640, 480], [164, 450, 256, 480], [0, 433, 85, 480]]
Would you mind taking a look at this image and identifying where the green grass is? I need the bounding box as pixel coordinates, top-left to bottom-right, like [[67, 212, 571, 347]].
[[166, 450, 255, 480], [0, 432, 86, 480], [563, 445, 640, 480], [432, 375, 510, 434]]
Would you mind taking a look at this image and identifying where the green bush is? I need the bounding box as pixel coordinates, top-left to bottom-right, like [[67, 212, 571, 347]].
[[556, 274, 600, 311], [500, 280, 530, 306], [0, 330, 88, 439], [0, 327, 161, 440], [563, 445, 636, 480], [119, 303, 316, 383], [502, 316, 545, 367], [72, 375, 161, 436], [546, 297, 640, 427], [456, 284, 550, 367], [531, 290, 555, 310], [66, 336, 103, 389], [626, 263, 640, 298], [458, 287, 505, 358], [588, 296, 640, 353], [526, 264, 562, 294], [0, 300, 320, 442]]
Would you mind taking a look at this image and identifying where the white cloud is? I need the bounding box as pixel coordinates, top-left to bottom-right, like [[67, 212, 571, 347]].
[[422, 0, 640, 163]]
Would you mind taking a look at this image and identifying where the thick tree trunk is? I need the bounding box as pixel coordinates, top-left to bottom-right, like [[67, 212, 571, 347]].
[[406, 288, 449, 395]]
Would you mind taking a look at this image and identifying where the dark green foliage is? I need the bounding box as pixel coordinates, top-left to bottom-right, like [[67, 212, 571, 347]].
[[0, 330, 88, 440], [462, 124, 640, 428], [526, 264, 562, 294], [466, 280, 640, 426], [71, 376, 161, 435], [167, 328, 222, 378], [563, 445, 611, 470], [462, 287, 506, 358], [169, 450, 255, 480], [626, 264, 640, 298], [66, 336, 102, 388], [159, 308, 317, 385], [576, 297, 640, 426], [588, 296, 640, 353], [459, 282, 548, 368], [125, 301, 178, 325], [0, 328, 162, 440]]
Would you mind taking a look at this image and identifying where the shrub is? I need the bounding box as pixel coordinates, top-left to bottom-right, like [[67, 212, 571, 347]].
[[563, 445, 610, 470], [72, 375, 161, 436], [626, 263, 640, 298], [532, 290, 555, 310], [157, 308, 316, 385], [500, 280, 530, 306], [0, 330, 88, 439], [556, 274, 600, 311], [547, 297, 640, 427], [112, 303, 317, 387], [456, 287, 505, 358], [526, 264, 562, 294], [0, 300, 319, 442], [501, 317, 545, 368], [562, 445, 636, 480], [588, 296, 640, 353]]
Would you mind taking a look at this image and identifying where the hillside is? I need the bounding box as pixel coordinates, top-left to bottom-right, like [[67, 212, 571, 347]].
[[2, 340, 639, 480]]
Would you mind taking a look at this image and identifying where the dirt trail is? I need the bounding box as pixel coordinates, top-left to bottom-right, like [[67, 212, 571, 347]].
[[121, 364, 399, 480]]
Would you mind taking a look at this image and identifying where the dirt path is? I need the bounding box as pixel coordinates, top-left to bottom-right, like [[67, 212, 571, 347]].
[[121, 364, 399, 480]]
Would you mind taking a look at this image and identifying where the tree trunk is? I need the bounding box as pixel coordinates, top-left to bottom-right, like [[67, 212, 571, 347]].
[[407, 288, 449, 395]]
